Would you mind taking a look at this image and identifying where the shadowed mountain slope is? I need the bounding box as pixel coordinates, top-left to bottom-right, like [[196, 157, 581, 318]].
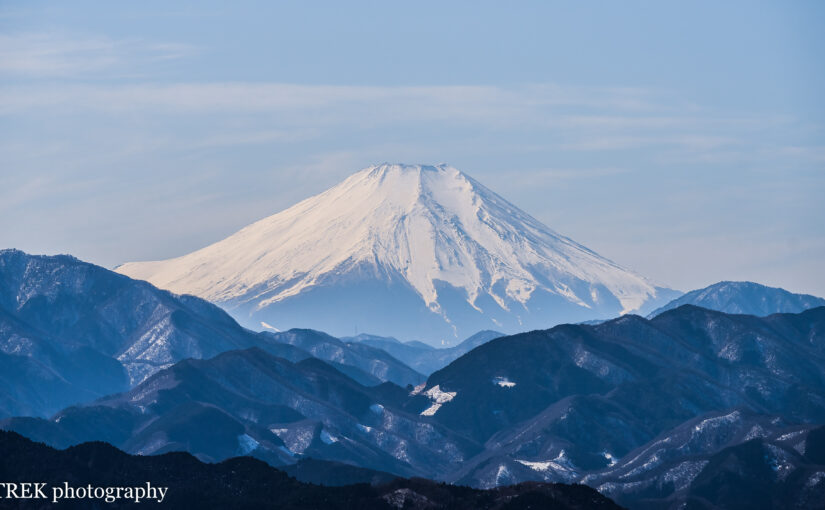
[[0, 430, 623, 510]]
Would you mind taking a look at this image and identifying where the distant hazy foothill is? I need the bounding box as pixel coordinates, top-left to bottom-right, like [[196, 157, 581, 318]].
[[648, 280, 825, 318], [116, 163, 679, 344], [344, 330, 504, 375]]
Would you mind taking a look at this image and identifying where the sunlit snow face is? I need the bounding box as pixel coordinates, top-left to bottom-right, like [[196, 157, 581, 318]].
[[116, 163, 666, 341]]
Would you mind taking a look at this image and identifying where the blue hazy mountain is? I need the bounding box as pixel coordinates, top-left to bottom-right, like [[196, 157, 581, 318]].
[[344, 330, 504, 375], [0, 249, 423, 417], [648, 280, 825, 318], [260, 329, 424, 386], [0, 249, 258, 418]]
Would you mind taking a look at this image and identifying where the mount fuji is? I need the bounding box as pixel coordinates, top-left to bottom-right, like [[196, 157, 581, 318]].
[[117, 164, 678, 344]]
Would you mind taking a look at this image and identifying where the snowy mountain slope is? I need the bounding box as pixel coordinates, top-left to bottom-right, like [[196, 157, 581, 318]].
[[648, 281, 825, 318], [117, 163, 678, 342], [0, 249, 258, 395]]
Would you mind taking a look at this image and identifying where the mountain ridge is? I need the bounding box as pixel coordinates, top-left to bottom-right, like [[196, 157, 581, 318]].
[[648, 280, 825, 318], [345, 330, 505, 375], [0, 430, 621, 510]]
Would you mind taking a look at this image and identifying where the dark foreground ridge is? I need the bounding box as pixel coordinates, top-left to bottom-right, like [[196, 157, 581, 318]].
[[0, 431, 622, 509]]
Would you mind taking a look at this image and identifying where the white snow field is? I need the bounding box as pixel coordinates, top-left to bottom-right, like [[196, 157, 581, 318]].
[[117, 163, 676, 343]]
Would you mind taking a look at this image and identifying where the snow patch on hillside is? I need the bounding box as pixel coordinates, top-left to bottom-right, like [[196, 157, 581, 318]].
[[493, 376, 516, 388], [420, 384, 457, 416], [515, 450, 579, 481]]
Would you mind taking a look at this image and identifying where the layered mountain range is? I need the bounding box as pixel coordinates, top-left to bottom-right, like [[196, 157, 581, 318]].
[[0, 250, 426, 418], [3, 251, 824, 508], [116, 164, 679, 343]]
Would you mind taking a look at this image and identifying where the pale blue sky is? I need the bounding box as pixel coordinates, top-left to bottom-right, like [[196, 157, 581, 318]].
[[2, 1, 824, 295]]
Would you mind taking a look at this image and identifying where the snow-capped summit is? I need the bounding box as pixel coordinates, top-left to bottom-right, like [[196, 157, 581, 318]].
[[117, 163, 677, 343]]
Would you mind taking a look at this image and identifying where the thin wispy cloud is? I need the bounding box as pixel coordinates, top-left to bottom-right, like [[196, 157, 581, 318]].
[[2, 78, 820, 177], [188, 129, 318, 149], [0, 33, 197, 77], [0, 82, 663, 116], [559, 134, 739, 152], [0, 80, 775, 161]]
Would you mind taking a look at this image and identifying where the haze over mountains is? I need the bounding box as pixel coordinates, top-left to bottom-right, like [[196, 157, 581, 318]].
[[117, 163, 679, 344], [344, 330, 504, 375]]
